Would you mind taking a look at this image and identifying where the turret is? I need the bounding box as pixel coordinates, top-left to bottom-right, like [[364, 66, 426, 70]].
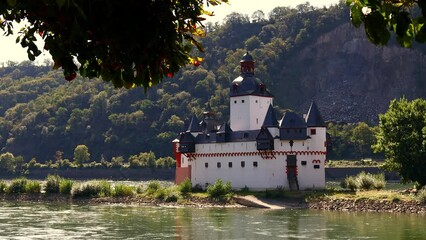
[[229, 52, 274, 131]]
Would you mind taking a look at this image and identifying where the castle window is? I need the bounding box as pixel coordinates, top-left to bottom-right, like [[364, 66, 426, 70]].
[[242, 100, 245, 103], [241, 161, 245, 168], [228, 162, 232, 168], [217, 162, 221, 168], [234, 100, 237, 104], [310, 129, 316, 135], [301, 161, 307, 166], [255, 100, 258, 103], [314, 165, 320, 169], [205, 162, 208, 168], [253, 161, 258, 167]]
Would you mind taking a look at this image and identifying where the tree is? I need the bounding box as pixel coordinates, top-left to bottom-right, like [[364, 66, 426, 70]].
[[73, 144, 90, 166], [346, 0, 426, 47], [0, 0, 228, 89], [350, 122, 375, 158], [373, 98, 426, 186]]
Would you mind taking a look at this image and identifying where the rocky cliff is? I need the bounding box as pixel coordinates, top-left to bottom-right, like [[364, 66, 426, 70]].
[[284, 23, 426, 123]]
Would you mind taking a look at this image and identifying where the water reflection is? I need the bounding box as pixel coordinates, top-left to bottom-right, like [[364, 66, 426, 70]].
[[0, 202, 424, 239]]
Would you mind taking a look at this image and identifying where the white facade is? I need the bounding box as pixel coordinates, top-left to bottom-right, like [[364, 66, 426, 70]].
[[230, 94, 273, 131]]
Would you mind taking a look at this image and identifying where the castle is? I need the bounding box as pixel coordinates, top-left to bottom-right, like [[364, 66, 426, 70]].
[[173, 52, 327, 190]]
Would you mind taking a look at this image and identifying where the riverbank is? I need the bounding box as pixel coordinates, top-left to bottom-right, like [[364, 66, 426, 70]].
[[308, 198, 426, 214]]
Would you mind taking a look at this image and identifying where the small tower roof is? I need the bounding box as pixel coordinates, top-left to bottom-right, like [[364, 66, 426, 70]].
[[230, 52, 273, 97], [240, 52, 254, 62], [305, 101, 326, 127], [262, 104, 279, 127], [187, 115, 202, 132], [280, 111, 307, 128]]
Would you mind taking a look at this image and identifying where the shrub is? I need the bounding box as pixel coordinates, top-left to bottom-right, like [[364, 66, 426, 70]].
[[7, 178, 28, 194], [25, 180, 41, 194], [154, 187, 179, 202], [372, 173, 386, 190], [45, 174, 61, 194], [71, 180, 112, 198], [264, 186, 286, 198], [146, 180, 162, 195], [207, 179, 232, 200], [178, 178, 192, 196], [59, 179, 74, 195], [112, 184, 135, 197], [417, 187, 426, 203], [341, 176, 358, 191], [356, 172, 375, 190], [0, 181, 7, 193]]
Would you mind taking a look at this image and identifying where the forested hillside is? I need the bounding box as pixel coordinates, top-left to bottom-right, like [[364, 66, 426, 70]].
[[0, 2, 424, 162]]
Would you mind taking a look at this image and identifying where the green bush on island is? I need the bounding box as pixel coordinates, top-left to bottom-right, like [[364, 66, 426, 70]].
[[25, 180, 41, 194], [341, 172, 386, 191], [7, 178, 28, 194], [45, 174, 61, 194], [0, 181, 7, 193], [178, 178, 192, 196], [71, 180, 112, 198], [59, 179, 74, 195], [112, 184, 135, 197], [207, 179, 233, 201], [417, 188, 426, 203]]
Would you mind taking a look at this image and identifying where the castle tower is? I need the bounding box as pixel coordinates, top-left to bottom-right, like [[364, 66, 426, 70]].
[[229, 52, 274, 131], [305, 101, 327, 151]]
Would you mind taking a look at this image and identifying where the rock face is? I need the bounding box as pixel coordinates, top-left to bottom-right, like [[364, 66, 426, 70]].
[[281, 23, 426, 123]]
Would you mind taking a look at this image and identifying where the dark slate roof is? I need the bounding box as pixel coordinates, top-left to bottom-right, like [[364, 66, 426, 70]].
[[230, 53, 273, 98], [187, 115, 202, 132], [305, 101, 326, 127], [218, 123, 233, 133], [262, 104, 279, 127], [280, 111, 307, 128], [240, 52, 254, 62]]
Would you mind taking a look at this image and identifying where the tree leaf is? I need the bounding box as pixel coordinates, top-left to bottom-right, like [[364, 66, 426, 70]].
[[364, 11, 390, 45]]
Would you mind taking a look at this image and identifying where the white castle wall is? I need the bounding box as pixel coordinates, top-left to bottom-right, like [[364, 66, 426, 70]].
[[230, 95, 273, 131], [186, 132, 326, 190]]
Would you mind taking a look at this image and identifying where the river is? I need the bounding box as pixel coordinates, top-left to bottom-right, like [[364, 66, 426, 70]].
[[0, 201, 425, 239]]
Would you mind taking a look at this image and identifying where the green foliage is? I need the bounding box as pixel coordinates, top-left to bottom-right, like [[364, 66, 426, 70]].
[[0, 152, 23, 173], [71, 180, 112, 198], [7, 178, 28, 194], [341, 172, 387, 191], [178, 178, 192, 196], [25, 180, 41, 194], [206, 179, 233, 200], [59, 179, 74, 195], [347, 0, 425, 47], [0, 1, 229, 87], [417, 187, 426, 203], [0, 181, 7, 193], [374, 98, 426, 186], [264, 186, 287, 198], [112, 184, 135, 197], [128, 152, 156, 168], [145, 181, 162, 195], [73, 145, 91, 166], [44, 174, 61, 194], [341, 176, 358, 191]]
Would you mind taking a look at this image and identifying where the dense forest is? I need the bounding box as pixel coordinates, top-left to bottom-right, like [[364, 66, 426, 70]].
[[0, 2, 417, 164]]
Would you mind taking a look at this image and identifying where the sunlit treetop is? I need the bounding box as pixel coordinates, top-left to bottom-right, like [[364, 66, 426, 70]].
[[0, 0, 228, 89], [347, 0, 426, 47]]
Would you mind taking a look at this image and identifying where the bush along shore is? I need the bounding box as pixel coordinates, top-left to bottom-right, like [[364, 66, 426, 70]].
[[0, 176, 239, 208], [307, 172, 426, 214], [1, 174, 426, 213]]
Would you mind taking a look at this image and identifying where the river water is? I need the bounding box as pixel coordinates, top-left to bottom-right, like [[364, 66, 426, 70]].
[[0, 201, 425, 239]]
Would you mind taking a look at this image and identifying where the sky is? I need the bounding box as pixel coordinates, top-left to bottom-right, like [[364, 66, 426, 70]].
[[0, 0, 340, 65]]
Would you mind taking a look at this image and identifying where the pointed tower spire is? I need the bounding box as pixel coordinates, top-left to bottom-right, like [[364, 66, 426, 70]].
[[305, 101, 326, 127], [187, 115, 201, 132], [262, 104, 279, 127]]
